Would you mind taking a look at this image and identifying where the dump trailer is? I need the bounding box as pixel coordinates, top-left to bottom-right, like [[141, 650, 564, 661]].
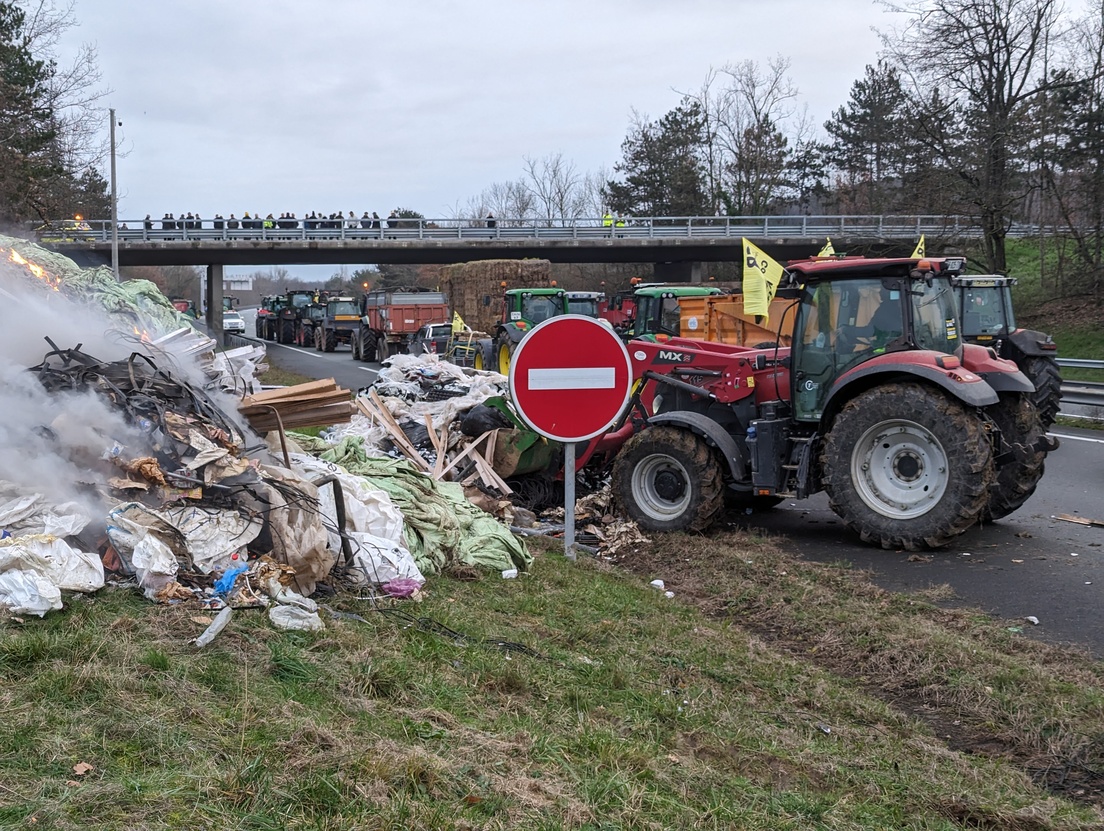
[[952, 275, 1062, 429], [577, 255, 1055, 550], [352, 288, 449, 362]]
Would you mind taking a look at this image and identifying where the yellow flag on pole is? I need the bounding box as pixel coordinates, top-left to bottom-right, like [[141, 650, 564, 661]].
[[910, 235, 925, 258], [742, 238, 785, 324], [451, 311, 465, 333], [817, 237, 835, 257]]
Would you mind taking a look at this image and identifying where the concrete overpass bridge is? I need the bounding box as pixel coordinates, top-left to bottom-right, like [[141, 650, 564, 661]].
[[39, 213, 990, 334]]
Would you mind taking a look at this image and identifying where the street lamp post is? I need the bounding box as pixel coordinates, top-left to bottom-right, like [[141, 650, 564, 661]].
[[109, 108, 119, 281]]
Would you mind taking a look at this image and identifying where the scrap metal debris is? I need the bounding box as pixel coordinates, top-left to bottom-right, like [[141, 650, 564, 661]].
[[0, 237, 542, 625]]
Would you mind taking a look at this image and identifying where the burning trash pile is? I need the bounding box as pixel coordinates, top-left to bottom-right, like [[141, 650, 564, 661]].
[[0, 235, 531, 626]]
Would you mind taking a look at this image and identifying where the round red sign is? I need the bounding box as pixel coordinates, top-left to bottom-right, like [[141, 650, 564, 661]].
[[509, 315, 633, 442]]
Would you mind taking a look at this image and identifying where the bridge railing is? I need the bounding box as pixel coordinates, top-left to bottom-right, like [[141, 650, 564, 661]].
[[38, 214, 1050, 244]]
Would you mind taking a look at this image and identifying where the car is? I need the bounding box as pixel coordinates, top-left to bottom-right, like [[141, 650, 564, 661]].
[[408, 322, 454, 356], [222, 309, 246, 344]]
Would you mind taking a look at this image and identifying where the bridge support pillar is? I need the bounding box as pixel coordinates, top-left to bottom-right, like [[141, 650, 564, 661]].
[[653, 261, 702, 283], [205, 263, 224, 340]]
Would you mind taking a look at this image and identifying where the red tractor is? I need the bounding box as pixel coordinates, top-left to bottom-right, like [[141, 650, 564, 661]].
[[581, 255, 1055, 550]]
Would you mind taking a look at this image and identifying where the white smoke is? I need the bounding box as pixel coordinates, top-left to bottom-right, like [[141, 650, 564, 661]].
[[0, 243, 203, 521]]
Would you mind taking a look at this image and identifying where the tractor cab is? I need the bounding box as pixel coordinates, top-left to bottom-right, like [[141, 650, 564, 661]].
[[564, 291, 603, 318], [951, 275, 1016, 340], [788, 257, 967, 421], [630, 286, 724, 340]]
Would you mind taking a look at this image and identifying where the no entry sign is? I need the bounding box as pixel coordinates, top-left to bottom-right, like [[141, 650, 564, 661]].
[[509, 314, 633, 442]]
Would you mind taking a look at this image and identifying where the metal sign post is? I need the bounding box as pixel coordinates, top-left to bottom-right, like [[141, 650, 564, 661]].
[[508, 315, 633, 560]]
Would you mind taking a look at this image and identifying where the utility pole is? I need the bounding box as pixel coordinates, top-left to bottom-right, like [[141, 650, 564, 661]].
[[110, 108, 119, 281]]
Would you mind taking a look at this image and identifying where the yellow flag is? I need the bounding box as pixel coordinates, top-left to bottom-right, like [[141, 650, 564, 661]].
[[451, 311, 465, 333], [742, 238, 785, 324], [911, 235, 925, 258], [817, 237, 835, 257]]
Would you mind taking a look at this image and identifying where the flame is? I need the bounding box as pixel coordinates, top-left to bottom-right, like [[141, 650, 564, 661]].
[[5, 247, 63, 291]]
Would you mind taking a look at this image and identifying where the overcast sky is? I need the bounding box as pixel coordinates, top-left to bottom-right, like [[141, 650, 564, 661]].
[[59, 0, 890, 226]]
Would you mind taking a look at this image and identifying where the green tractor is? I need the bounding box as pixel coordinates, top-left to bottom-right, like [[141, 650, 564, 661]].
[[951, 275, 1062, 429], [474, 287, 604, 374], [624, 284, 725, 341]]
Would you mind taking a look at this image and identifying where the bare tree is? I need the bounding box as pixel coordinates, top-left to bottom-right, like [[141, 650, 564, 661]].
[[877, 0, 1066, 272], [18, 0, 111, 166], [521, 152, 590, 226]]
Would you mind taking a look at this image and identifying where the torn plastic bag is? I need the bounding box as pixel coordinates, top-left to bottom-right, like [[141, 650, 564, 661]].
[[288, 455, 422, 586], [251, 465, 334, 597], [106, 503, 188, 599], [159, 505, 261, 574], [0, 568, 61, 616], [269, 604, 324, 631], [0, 534, 104, 592], [346, 531, 424, 587], [0, 489, 91, 538]]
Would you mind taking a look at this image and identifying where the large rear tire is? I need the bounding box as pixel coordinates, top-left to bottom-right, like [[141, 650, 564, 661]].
[[822, 383, 994, 550], [324, 331, 336, 352], [314, 328, 324, 351], [496, 338, 513, 375], [982, 394, 1046, 522], [1019, 355, 1062, 431], [612, 426, 725, 533], [279, 320, 296, 344]]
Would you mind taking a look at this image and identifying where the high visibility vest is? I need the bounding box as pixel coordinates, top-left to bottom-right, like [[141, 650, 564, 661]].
[[602, 213, 613, 227]]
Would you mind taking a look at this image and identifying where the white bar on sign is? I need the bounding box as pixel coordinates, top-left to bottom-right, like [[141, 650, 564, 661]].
[[529, 367, 615, 390]]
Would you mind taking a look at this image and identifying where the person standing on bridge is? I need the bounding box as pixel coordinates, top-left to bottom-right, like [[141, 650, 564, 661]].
[[486, 212, 496, 230], [371, 211, 381, 230]]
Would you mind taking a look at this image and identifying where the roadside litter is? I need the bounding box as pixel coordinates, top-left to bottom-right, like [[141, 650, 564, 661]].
[[0, 235, 546, 626]]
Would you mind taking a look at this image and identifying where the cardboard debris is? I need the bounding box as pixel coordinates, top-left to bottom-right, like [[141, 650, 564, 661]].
[[1054, 513, 1104, 529]]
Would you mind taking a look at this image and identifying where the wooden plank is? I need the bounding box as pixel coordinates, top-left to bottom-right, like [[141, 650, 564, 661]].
[[1054, 513, 1104, 528], [242, 378, 338, 404], [437, 431, 492, 478], [432, 422, 450, 479], [360, 392, 431, 472]]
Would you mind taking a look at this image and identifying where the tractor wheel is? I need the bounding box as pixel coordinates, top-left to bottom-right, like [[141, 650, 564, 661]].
[[473, 349, 485, 371], [314, 328, 324, 351], [362, 332, 378, 362], [324, 331, 337, 352], [982, 394, 1046, 522], [1020, 355, 1062, 431], [496, 338, 514, 375], [350, 332, 362, 361], [821, 382, 994, 551], [612, 426, 725, 533], [280, 321, 296, 344], [377, 336, 390, 362]]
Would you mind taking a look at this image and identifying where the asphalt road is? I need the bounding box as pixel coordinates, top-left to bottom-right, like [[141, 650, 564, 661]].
[[243, 308, 1104, 656]]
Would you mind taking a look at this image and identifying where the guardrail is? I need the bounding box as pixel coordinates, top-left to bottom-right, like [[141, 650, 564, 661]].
[[1057, 358, 1104, 421], [34, 214, 1062, 245]]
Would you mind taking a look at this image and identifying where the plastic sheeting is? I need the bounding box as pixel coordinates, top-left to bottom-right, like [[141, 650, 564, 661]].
[[289, 453, 424, 587], [292, 434, 531, 576], [0, 535, 104, 616]]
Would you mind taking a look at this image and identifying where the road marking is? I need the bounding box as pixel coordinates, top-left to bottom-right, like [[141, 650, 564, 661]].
[[359, 367, 378, 375], [1049, 432, 1104, 444], [528, 367, 615, 390]]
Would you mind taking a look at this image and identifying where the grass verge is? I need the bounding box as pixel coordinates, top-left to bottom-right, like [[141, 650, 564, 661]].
[[2, 529, 1102, 829]]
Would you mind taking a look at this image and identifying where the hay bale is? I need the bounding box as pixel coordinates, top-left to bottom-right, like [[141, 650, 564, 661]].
[[439, 259, 552, 333]]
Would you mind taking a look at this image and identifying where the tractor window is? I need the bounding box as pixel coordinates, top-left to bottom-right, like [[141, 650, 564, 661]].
[[658, 298, 682, 335], [958, 284, 1005, 336], [329, 301, 360, 316], [567, 297, 600, 317], [791, 278, 906, 421], [909, 278, 959, 353], [632, 296, 660, 337], [521, 294, 560, 323]]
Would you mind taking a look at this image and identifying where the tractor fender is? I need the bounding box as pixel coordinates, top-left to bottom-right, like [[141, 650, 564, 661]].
[[960, 342, 1036, 394], [647, 410, 747, 483], [1007, 327, 1059, 359], [824, 363, 999, 422], [499, 323, 527, 345]]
